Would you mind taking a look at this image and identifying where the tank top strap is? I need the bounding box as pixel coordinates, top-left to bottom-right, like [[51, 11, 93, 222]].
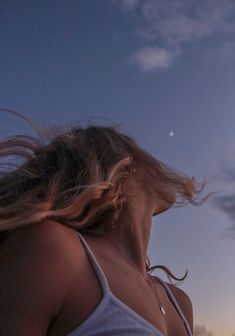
[[75, 231, 111, 295], [153, 276, 193, 336], [75, 231, 192, 336]]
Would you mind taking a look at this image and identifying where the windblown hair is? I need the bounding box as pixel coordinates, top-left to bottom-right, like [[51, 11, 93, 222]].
[[0, 110, 209, 282]]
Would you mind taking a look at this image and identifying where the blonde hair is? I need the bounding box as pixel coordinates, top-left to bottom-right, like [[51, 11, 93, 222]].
[[0, 110, 209, 282]]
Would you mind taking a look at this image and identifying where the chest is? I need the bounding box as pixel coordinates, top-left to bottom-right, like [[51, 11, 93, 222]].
[[100, 257, 188, 336], [47, 241, 188, 336]]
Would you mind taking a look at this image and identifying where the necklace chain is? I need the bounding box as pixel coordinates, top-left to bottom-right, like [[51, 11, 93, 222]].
[[108, 237, 166, 316]]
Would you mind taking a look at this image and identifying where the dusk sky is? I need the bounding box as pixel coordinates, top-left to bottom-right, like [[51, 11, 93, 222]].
[[1, 1, 235, 335]]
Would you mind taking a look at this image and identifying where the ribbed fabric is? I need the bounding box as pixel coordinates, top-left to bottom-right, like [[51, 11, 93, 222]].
[[66, 232, 193, 336]]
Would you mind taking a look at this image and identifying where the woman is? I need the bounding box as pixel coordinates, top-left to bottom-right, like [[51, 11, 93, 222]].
[[0, 115, 206, 335]]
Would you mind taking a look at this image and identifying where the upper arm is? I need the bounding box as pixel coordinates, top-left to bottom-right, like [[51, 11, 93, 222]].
[[168, 284, 193, 333], [0, 221, 80, 336]]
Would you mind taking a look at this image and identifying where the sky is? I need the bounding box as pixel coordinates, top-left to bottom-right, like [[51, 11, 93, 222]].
[[1, 1, 235, 335]]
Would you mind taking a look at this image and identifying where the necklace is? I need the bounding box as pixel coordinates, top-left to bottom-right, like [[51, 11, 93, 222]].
[[149, 275, 166, 316], [108, 237, 166, 316]]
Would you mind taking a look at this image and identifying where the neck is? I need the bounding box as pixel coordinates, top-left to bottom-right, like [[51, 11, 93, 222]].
[[103, 194, 154, 278]]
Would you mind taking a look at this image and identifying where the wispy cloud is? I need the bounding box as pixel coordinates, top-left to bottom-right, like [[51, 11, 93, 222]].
[[213, 194, 235, 239], [212, 165, 235, 239], [112, 0, 235, 71], [132, 46, 174, 71]]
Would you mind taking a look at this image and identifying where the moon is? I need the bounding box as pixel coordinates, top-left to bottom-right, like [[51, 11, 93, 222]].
[[169, 131, 175, 137]]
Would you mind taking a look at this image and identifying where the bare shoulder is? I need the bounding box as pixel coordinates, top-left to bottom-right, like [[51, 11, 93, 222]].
[[167, 283, 193, 332], [0, 219, 85, 294], [0, 220, 84, 335], [0, 220, 83, 262]]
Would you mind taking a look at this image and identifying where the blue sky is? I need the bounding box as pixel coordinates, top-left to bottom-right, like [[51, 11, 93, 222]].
[[1, 1, 235, 335]]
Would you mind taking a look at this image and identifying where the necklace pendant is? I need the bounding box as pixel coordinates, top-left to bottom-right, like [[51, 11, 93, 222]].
[[160, 305, 166, 316]]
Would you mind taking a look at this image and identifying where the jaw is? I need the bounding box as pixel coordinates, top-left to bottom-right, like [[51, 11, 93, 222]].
[[152, 203, 173, 216]]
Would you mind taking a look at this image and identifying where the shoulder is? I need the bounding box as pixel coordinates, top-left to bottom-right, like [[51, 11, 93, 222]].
[[0, 219, 83, 261], [0, 220, 85, 334], [167, 283, 193, 332], [0, 220, 86, 286]]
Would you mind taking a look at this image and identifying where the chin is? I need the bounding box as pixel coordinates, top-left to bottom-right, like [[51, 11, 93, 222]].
[[152, 205, 170, 216]]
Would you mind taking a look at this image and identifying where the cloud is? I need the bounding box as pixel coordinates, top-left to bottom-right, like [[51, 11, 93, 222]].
[[211, 165, 235, 239], [112, 0, 235, 71], [140, 0, 235, 45], [132, 46, 174, 71], [213, 194, 235, 238]]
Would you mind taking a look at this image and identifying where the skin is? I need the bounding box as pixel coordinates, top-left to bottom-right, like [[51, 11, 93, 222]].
[[0, 162, 193, 336]]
